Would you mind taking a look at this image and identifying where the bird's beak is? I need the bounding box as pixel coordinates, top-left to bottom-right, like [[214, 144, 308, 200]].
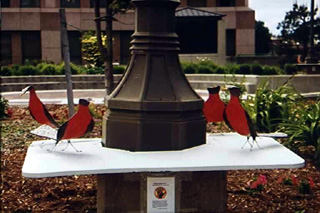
[[20, 86, 30, 96]]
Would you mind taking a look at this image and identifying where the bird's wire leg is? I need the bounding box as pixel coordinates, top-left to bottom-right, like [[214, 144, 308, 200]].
[[47, 143, 57, 152], [253, 139, 262, 150], [68, 140, 82, 152], [61, 141, 70, 151], [241, 136, 253, 149]]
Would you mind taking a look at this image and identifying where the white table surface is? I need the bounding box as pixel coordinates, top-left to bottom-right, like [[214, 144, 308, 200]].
[[22, 133, 305, 178]]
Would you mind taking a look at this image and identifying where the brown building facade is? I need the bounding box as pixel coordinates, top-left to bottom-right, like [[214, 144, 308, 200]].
[[0, 0, 255, 66]]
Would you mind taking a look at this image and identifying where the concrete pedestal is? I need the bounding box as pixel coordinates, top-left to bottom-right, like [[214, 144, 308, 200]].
[[97, 171, 226, 213], [22, 134, 305, 212]]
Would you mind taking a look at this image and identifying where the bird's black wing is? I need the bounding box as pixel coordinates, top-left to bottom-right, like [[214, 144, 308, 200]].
[[244, 111, 257, 140], [85, 119, 94, 134], [56, 121, 69, 144], [41, 102, 60, 128], [223, 106, 233, 131]]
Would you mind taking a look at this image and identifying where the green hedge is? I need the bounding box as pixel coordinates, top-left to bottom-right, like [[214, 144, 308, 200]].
[[0, 61, 294, 76], [0, 63, 126, 76], [180, 61, 286, 75]]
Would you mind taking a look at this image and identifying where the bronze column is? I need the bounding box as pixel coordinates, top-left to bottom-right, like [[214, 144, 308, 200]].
[[103, 0, 206, 151]]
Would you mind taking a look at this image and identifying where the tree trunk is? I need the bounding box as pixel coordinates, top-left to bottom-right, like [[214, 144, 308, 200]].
[[93, 0, 107, 60], [105, 3, 114, 95]]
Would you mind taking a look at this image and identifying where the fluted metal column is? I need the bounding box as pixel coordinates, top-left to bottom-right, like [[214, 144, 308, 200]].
[[103, 0, 206, 151]]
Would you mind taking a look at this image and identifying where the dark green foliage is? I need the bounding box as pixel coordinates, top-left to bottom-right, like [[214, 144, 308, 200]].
[[86, 67, 105, 74], [37, 63, 58, 75], [197, 65, 213, 74], [113, 65, 126, 74], [181, 62, 198, 74], [57, 63, 83, 75], [262, 66, 283, 75], [0, 95, 9, 120], [279, 100, 320, 163], [0, 66, 13, 76], [277, 3, 320, 60], [81, 31, 106, 67], [253, 80, 301, 132], [284, 64, 298, 75], [252, 64, 263, 75], [236, 64, 252, 75], [255, 21, 271, 54], [18, 65, 39, 75], [215, 67, 227, 74]]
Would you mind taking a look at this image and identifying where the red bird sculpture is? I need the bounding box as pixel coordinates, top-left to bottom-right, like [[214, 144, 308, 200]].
[[55, 99, 94, 152], [223, 87, 260, 150], [203, 86, 225, 123], [21, 86, 59, 128]]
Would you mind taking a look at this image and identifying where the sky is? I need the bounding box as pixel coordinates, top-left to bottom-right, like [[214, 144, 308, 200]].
[[249, 0, 319, 35]]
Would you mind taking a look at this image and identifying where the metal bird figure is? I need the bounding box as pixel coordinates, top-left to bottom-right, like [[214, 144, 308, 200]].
[[54, 99, 94, 152], [203, 86, 226, 123], [21, 86, 60, 128], [223, 87, 260, 150]]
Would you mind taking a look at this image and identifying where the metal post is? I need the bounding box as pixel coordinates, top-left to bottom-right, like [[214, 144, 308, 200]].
[[305, 0, 318, 63], [60, 9, 75, 117], [103, 0, 206, 151]]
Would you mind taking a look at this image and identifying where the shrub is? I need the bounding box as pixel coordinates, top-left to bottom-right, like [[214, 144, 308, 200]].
[[197, 65, 213, 74], [279, 100, 320, 164], [86, 67, 104, 74], [39, 63, 58, 75], [0, 95, 9, 120], [253, 80, 302, 132], [262, 66, 281, 75], [284, 64, 298, 75], [251, 64, 263, 75], [198, 60, 218, 70], [181, 62, 198, 74], [18, 65, 39, 75], [236, 64, 252, 75], [224, 64, 239, 74], [0, 66, 13, 76], [215, 66, 227, 74], [57, 63, 81, 75], [113, 65, 126, 74], [81, 31, 106, 67]]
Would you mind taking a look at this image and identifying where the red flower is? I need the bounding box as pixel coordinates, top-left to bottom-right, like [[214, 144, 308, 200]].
[[258, 175, 267, 185], [250, 180, 260, 189], [309, 177, 315, 188], [291, 175, 299, 185], [6, 108, 13, 117]]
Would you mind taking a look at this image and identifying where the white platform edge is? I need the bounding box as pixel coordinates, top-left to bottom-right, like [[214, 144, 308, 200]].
[[22, 134, 305, 178]]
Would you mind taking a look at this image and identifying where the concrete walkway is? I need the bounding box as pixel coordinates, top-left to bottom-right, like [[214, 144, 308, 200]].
[[2, 89, 319, 106], [1, 89, 210, 106]]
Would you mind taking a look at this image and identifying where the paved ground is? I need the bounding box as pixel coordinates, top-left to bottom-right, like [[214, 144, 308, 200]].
[[2, 89, 319, 106], [1, 89, 209, 106]]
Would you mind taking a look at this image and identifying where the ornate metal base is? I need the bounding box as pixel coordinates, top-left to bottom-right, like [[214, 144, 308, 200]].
[[104, 109, 206, 151]]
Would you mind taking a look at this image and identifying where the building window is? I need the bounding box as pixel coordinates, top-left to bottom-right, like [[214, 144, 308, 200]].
[[1, 32, 12, 65], [68, 31, 82, 64], [60, 0, 80, 8], [20, 0, 40, 8], [21, 32, 41, 62], [187, 0, 206, 7], [217, 0, 235, 7], [90, 0, 107, 8], [226, 29, 236, 56], [1, 0, 10, 7]]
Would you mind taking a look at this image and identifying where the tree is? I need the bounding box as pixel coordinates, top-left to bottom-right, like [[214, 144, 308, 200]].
[[92, 0, 132, 95], [277, 3, 320, 59], [255, 21, 271, 54], [81, 31, 106, 67]]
